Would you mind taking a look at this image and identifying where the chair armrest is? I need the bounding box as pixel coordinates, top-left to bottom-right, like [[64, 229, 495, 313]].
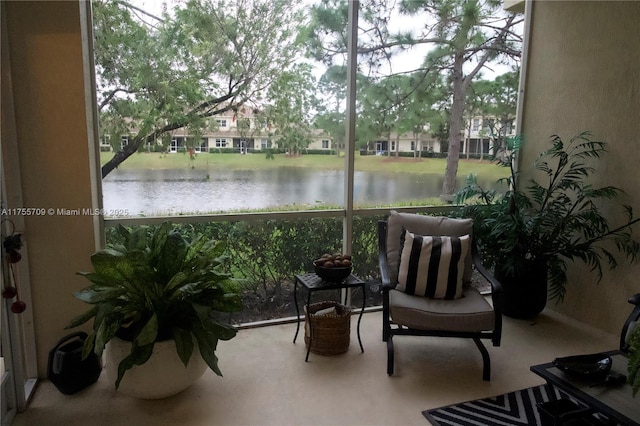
[[471, 242, 503, 346], [378, 220, 395, 290], [378, 250, 394, 290]]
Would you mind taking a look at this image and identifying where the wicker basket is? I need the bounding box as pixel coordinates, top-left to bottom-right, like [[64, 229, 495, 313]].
[[304, 301, 351, 355]]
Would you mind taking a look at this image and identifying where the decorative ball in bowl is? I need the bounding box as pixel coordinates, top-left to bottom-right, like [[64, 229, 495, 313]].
[[313, 253, 353, 282]]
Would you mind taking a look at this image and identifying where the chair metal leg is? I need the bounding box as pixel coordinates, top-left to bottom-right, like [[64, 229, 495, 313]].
[[387, 335, 394, 375], [473, 337, 491, 381], [382, 288, 390, 342]]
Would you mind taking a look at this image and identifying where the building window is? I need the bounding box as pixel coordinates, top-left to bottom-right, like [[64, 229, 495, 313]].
[[472, 118, 480, 131], [322, 140, 329, 149], [217, 119, 227, 128], [216, 138, 227, 148], [410, 141, 416, 151], [100, 135, 111, 149], [120, 136, 129, 150], [261, 139, 271, 149], [391, 141, 396, 151]]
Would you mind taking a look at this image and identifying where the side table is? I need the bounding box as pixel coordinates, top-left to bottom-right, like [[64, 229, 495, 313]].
[[530, 351, 640, 425], [293, 273, 366, 361]]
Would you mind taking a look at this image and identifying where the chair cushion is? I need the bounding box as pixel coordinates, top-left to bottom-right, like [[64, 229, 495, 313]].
[[389, 287, 495, 332], [397, 230, 470, 299], [386, 211, 473, 286]]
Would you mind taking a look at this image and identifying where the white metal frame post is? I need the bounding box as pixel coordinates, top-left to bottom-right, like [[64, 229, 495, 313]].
[[343, 0, 359, 305], [343, 0, 358, 255]]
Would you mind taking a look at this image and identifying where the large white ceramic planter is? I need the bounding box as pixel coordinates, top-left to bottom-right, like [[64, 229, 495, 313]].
[[105, 337, 208, 399]]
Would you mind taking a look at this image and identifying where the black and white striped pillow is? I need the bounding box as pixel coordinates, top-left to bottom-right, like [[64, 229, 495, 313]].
[[397, 230, 470, 299]]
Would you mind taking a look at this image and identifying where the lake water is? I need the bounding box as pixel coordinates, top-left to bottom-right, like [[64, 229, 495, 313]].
[[102, 167, 489, 216]]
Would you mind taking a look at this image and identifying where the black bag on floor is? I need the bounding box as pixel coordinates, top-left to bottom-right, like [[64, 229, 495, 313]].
[[47, 332, 102, 395]]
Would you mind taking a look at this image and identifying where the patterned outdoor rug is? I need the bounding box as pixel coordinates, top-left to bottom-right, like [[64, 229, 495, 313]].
[[423, 384, 603, 425]]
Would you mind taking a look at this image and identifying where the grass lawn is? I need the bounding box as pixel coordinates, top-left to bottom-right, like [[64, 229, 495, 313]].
[[101, 151, 508, 182]]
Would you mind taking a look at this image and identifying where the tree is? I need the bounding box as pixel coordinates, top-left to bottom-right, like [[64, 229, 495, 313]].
[[314, 66, 348, 156], [94, 0, 304, 177], [265, 63, 318, 155], [465, 70, 519, 159], [485, 70, 519, 152], [395, 72, 449, 158], [400, 1, 521, 196], [359, 75, 407, 157], [466, 78, 494, 159], [305, 0, 522, 196]]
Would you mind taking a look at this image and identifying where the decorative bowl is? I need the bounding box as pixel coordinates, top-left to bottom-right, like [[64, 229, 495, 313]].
[[553, 353, 612, 379], [313, 261, 352, 283]]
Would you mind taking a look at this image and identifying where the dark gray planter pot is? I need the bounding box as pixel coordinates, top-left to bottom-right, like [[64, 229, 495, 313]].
[[496, 260, 548, 319]]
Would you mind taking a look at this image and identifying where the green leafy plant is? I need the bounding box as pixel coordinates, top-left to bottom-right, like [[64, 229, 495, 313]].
[[67, 222, 243, 388], [456, 132, 640, 301]]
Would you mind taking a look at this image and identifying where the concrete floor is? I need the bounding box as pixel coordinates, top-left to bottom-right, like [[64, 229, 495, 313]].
[[13, 309, 618, 426]]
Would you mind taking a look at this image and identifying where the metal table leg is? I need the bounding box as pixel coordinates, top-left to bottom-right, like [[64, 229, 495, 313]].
[[356, 283, 365, 353], [305, 290, 312, 362]]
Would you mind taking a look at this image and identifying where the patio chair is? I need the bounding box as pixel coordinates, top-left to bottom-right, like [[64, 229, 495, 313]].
[[378, 211, 503, 380]]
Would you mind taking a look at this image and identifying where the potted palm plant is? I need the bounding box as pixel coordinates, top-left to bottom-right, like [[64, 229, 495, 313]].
[[456, 132, 640, 318], [67, 222, 243, 398]]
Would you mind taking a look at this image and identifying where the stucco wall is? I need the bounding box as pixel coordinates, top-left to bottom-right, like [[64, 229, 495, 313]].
[[519, 1, 640, 334], [3, 1, 99, 375]]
